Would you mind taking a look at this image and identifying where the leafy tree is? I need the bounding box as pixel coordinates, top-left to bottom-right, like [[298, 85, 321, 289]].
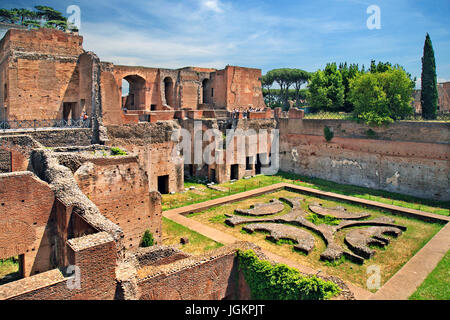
[[262, 69, 310, 109], [420, 33, 438, 120], [266, 68, 295, 108], [11, 8, 36, 24], [349, 67, 413, 125], [0, 9, 18, 23], [23, 20, 41, 30], [291, 69, 310, 107], [307, 63, 344, 112], [369, 60, 392, 73], [339, 62, 361, 112], [261, 73, 275, 106], [0, 6, 69, 31], [34, 5, 66, 22], [44, 20, 68, 30]]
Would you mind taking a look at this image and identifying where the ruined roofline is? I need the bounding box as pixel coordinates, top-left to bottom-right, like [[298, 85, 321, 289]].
[[0, 27, 84, 56], [110, 64, 217, 73], [102, 63, 262, 74]]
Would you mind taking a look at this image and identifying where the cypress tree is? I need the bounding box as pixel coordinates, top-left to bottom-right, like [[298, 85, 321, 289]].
[[420, 33, 438, 119]]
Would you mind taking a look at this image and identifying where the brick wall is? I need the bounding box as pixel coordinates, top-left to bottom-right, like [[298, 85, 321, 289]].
[[279, 119, 450, 201], [2, 232, 117, 300], [0, 172, 55, 277], [106, 122, 184, 193], [137, 243, 255, 300], [224, 66, 266, 111], [0, 129, 93, 147], [74, 157, 162, 249]]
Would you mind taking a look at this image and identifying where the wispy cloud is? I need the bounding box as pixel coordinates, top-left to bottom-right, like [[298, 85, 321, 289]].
[[201, 0, 225, 13]]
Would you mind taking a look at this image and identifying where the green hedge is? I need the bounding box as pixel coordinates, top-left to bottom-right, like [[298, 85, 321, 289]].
[[237, 249, 341, 300]]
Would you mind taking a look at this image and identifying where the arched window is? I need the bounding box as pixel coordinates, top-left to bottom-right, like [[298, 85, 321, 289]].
[[122, 75, 146, 110]]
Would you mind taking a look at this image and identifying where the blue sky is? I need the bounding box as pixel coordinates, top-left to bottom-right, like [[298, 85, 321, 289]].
[[3, 0, 450, 86]]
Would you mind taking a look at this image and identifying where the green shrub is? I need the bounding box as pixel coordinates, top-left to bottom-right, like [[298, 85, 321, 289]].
[[141, 230, 155, 247], [349, 68, 414, 126], [324, 126, 334, 142], [237, 249, 341, 300], [110, 147, 127, 156], [306, 213, 340, 226]]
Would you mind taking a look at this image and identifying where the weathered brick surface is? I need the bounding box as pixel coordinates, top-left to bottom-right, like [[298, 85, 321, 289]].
[[137, 243, 258, 300], [3, 232, 117, 300], [279, 119, 450, 201], [106, 122, 184, 193], [0, 172, 55, 276], [74, 157, 162, 248]]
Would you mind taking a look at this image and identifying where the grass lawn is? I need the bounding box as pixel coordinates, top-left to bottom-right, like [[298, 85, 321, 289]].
[[162, 172, 449, 216], [187, 189, 443, 291], [0, 258, 20, 285], [409, 250, 450, 300], [162, 217, 223, 255]]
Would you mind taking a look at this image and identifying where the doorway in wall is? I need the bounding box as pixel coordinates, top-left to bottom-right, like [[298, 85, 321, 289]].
[[246, 156, 253, 171], [210, 168, 216, 183], [62, 102, 79, 121], [230, 164, 239, 180], [164, 77, 174, 107], [255, 154, 263, 175], [157, 175, 169, 194]]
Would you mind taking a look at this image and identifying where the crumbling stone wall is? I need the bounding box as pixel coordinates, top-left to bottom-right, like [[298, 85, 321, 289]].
[[0, 135, 41, 172], [29, 148, 124, 253], [279, 119, 450, 201], [106, 122, 184, 193], [1, 232, 117, 300], [0, 29, 84, 121], [179, 118, 277, 183], [73, 156, 162, 248], [136, 242, 260, 300], [0, 129, 92, 148]]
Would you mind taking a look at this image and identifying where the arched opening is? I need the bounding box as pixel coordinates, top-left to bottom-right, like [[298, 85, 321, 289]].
[[202, 79, 210, 104], [164, 77, 174, 107], [122, 75, 146, 110]]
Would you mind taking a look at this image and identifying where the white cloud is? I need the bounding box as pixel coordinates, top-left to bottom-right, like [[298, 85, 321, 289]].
[[79, 1, 302, 69], [201, 0, 224, 13]]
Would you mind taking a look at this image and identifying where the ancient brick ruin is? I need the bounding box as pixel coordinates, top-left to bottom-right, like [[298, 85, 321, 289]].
[[0, 28, 448, 300]]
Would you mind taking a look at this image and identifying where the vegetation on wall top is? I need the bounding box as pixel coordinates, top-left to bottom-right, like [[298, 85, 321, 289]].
[[0, 6, 77, 32], [141, 230, 155, 247], [236, 249, 341, 300]]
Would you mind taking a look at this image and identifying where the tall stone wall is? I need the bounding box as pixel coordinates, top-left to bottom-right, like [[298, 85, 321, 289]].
[[0, 29, 85, 121], [74, 156, 162, 249], [106, 122, 184, 193], [223, 66, 266, 111], [1, 232, 117, 300], [0, 172, 55, 277], [279, 119, 450, 201]]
